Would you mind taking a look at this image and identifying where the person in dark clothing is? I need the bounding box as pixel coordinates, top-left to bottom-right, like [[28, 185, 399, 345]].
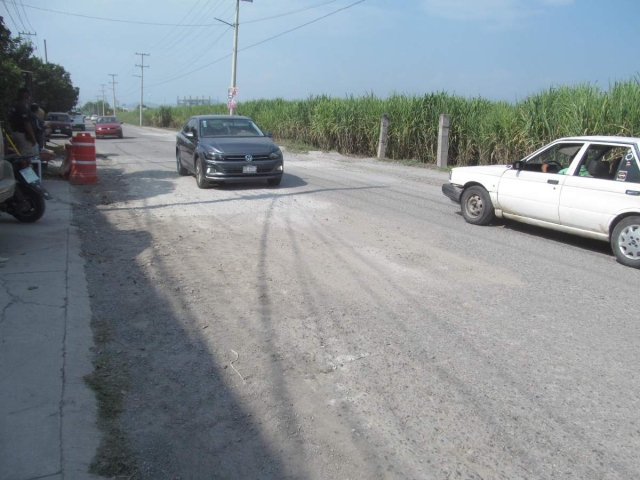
[[30, 103, 45, 149], [8, 88, 37, 154]]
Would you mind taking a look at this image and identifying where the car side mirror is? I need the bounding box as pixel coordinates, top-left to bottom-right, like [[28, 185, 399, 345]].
[[120, 122, 123, 125], [266, 132, 273, 138], [509, 161, 525, 170]]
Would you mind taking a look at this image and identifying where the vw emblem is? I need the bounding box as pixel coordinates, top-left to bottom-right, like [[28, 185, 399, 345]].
[[245, 155, 253, 162]]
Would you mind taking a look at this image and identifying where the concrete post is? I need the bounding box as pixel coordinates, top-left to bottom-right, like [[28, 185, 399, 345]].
[[377, 114, 390, 159], [437, 114, 450, 168]]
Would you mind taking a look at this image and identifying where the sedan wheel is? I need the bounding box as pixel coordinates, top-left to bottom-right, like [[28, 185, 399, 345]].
[[460, 186, 495, 226], [612, 216, 640, 268], [176, 151, 188, 176], [195, 158, 209, 189]]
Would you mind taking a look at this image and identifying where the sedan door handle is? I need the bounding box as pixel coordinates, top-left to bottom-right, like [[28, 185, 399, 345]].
[[547, 179, 559, 185], [626, 190, 640, 196]]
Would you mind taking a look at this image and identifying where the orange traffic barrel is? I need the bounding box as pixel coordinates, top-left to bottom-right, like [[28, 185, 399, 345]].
[[69, 132, 97, 185]]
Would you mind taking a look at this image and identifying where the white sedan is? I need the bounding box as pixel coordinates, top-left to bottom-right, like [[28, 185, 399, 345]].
[[442, 136, 640, 268]]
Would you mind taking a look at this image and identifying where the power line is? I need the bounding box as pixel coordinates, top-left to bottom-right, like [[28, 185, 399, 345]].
[[18, 0, 35, 31], [10, 0, 26, 30], [2, 0, 229, 27], [167, 26, 232, 78], [149, 0, 207, 53], [1, 0, 19, 31], [152, 0, 230, 62], [243, 0, 340, 24], [145, 0, 367, 89]]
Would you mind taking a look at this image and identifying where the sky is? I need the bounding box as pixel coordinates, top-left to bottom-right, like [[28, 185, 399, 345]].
[[2, 0, 640, 108]]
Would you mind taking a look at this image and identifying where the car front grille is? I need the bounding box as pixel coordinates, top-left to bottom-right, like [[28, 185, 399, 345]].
[[224, 155, 271, 161]]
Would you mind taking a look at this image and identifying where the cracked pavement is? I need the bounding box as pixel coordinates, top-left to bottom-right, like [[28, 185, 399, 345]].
[[0, 180, 100, 480]]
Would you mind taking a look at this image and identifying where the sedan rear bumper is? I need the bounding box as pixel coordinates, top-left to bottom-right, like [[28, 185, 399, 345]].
[[95, 129, 122, 138], [442, 183, 463, 204]]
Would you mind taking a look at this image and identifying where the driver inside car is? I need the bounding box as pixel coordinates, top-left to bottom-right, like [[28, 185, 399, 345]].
[[541, 163, 591, 176]]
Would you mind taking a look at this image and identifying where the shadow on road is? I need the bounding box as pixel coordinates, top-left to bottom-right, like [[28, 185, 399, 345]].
[[501, 219, 613, 257], [74, 168, 292, 478]]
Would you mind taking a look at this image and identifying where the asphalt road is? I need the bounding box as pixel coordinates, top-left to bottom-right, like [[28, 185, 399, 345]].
[[74, 122, 640, 479]]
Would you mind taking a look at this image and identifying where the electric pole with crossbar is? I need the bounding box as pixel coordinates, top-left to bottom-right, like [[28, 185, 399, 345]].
[[108, 74, 118, 115], [135, 53, 150, 126]]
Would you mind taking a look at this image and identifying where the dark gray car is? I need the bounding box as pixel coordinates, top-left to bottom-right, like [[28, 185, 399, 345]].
[[175, 115, 283, 188]]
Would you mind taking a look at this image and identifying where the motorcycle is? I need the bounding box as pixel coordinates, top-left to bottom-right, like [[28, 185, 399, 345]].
[[1, 153, 49, 223]]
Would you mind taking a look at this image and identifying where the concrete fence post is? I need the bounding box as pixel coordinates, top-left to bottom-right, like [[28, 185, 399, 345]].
[[437, 114, 450, 168], [377, 114, 390, 159]]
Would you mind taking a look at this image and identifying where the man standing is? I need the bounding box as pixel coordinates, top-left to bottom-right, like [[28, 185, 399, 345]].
[[30, 104, 45, 149], [8, 88, 37, 155]]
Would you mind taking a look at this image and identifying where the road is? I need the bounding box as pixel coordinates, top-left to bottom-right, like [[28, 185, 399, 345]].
[[73, 122, 640, 479]]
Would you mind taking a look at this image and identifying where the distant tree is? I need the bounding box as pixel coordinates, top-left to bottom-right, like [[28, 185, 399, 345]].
[[0, 17, 25, 125], [0, 17, 79, 120], [81, 101, 111, 115]]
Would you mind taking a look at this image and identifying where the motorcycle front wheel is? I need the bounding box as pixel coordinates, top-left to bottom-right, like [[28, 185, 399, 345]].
[[10, 186, 46, 223]]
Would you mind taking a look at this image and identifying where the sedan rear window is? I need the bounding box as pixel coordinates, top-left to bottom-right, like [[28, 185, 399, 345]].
[[97, 117, 118, 123], [200, 119, 264, 138], [47, 114, 70, 122]]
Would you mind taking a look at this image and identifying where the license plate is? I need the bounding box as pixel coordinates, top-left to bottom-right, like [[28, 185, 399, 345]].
[[20, 167, 39, 184], [243, 165, 257, 174]]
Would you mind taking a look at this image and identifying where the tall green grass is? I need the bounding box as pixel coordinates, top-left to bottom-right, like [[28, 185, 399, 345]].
[[119, 78, 640, 166]]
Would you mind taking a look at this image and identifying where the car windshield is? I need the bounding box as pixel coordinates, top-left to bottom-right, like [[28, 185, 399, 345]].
[[98, 117, 118, 123], [48, 114, 69, 122], [199, 119, 264, 138]]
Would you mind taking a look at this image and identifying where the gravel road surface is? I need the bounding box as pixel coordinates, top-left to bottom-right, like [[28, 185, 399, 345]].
[[74, 123, 640, 479]]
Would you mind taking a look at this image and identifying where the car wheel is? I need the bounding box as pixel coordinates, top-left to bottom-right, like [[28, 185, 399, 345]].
[[611, 216, 640, 268], [176, 151, 188, 176], [460, 186, 495, 226], [267, 177, 282, 186], [195, 158, 209, 189]]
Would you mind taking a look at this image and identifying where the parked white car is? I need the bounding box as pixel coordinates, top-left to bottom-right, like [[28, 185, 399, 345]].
[[70, 113, 85, 131], [442, 136, 640, 268]]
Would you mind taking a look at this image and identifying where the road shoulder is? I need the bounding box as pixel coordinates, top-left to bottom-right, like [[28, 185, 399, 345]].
[[0, 179, 100, 480]]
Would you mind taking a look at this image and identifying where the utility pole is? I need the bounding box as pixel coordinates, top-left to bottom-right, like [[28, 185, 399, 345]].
[[18, 32, 36, 42], [229, 0, 240, 115], [44, 39, 48, 63], [135, 53, 150, 126], [108, 74, 118, 115], [216, 0, 246, 115], [100, 84, 107, 116]]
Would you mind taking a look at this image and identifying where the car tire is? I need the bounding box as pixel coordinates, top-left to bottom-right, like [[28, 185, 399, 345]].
[[195, 158, 209, 189], [118, 133, 123, 139], [611, 216, 640, 269], [81, 126, 85, 131], [461, 186, 495, 226], [176, 151, 188, 176], [67, 134, 72, 138], [267, 177, 282, 186]]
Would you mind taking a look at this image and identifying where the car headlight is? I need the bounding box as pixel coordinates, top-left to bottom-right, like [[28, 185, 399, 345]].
[[204, 151, 225, 161], [269, 149, 282, 159]]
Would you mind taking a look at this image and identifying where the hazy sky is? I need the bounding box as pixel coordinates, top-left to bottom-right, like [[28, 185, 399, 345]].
[[3, 0, 639, 107]]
